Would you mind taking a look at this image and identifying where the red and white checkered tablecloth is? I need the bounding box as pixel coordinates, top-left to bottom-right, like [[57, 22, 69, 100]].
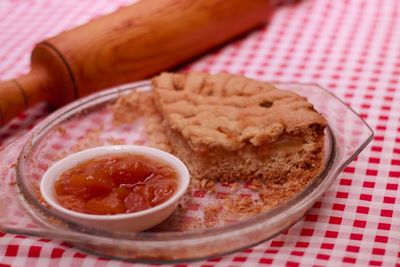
[[0, 0, 399, 266]]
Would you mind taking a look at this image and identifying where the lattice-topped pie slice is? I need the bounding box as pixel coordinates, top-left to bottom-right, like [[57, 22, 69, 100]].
[[152, 72, 326, 183]]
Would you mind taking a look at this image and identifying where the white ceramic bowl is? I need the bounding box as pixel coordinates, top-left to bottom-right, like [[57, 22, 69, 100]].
[[40, 145, 190, 232]]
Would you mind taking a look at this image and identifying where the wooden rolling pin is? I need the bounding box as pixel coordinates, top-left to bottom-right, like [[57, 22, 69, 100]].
[[0, 0, 272, 126]]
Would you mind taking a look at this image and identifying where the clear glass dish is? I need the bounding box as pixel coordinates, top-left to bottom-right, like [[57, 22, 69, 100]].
[[0, 81, 373, 263]]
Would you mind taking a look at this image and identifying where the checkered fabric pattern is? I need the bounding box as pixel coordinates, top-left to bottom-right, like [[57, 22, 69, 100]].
[[0, 0, 399, 266]]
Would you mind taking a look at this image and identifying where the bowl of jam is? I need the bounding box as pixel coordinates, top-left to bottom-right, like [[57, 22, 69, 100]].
[[40, 145, 190, 232]]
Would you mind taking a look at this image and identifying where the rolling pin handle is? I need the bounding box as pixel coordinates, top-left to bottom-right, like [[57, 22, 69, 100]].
[[0, 70, 46, 126]]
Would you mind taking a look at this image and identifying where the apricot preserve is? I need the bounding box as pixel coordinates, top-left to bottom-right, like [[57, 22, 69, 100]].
[[54, 153, 178, 215]]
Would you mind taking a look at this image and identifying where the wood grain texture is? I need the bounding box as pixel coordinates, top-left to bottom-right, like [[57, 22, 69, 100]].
[[0, 0, 272, 126]]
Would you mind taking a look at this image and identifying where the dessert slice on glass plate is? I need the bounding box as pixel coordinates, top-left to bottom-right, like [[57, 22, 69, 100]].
[[151, 72, 326, 184]]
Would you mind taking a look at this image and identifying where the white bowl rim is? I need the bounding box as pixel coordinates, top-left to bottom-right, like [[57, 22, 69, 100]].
[[40, 145, 190, 220]]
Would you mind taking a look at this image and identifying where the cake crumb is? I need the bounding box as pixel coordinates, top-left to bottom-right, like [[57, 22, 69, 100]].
[[230, 182, 240, 193], [204, 204, 222, 228]]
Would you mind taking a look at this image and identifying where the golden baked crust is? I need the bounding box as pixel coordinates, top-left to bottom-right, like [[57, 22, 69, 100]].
[[150, 72, 326, 183], [152, 72, 326, 152]]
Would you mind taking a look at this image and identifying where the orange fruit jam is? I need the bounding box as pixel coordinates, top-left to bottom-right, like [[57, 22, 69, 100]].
[[54, 153, 178, 215]]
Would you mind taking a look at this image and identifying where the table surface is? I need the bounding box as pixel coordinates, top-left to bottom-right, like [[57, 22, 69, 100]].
[[0, 0, 399, 266]]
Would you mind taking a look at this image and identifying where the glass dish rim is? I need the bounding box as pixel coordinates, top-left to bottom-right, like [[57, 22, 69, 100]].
[[15, 80, 374, 241]]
